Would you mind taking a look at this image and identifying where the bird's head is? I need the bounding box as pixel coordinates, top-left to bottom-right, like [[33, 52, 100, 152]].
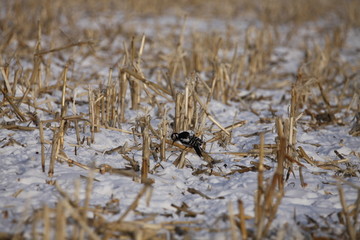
[[171, 133, 179, 143]]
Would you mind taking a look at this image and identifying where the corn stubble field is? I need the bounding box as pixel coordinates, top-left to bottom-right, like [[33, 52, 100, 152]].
[[0, 0, 360, 239]]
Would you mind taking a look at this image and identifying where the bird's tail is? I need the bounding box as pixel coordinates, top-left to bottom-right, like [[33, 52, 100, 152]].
[[193, 146, 203, 157]]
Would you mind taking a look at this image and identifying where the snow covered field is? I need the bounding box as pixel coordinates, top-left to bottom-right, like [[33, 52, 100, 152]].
[[0, 0, 359, 239]]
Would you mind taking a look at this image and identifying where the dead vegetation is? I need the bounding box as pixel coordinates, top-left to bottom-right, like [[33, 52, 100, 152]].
[[1, 0, 360, 239]]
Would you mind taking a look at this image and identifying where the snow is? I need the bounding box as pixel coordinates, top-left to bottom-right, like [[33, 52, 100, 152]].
[[1, 5, 360, 239]]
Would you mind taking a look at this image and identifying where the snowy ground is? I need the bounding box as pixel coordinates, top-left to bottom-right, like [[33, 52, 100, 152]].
[[1, 3, 360, 239]]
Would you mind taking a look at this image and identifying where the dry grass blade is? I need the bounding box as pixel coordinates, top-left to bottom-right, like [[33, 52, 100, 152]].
[[35, 41, 93, 56], [0, 88, 27, 121], [254, 125, 286, 239], [43, 205, 50, 240], [171, 202, 200, 218], [56, 153, 94, 171], [160, 113, 168, 162], [117, 184, 151, 223], [55, 183, 79, 208], [174, 92, 183, 132], [48, 130, 60, 177], [38, 121, 46, 172], [337, 184, 357, 240], [333, 176, 360, 190], [0, 124, 37, 131], [213, 151, 263, 157], [31, 209, 41, 239], [87, 86, 95, 144], [299, 167, 307, 188], [173, 149, 187, 169], [187, 188, 212, 200], [95, 124, 137, 135], [121, 68, 172, 98], [297, 146, 316, 166], [193, 92, 230, 135], [141, 116, 151, 183], [55, 200, 66, 240], [168, 138, 215, 165], [1, 67, 12, 96], [228, 202, 238, 240], [255, 132, 265, 225], [119, 71, 128, 123], [237, 200, 248, 239], [62, 200, 101, 240], [207, 120, 246, 143], [58, 67, 68, 151], [285, 153, 306, 167]]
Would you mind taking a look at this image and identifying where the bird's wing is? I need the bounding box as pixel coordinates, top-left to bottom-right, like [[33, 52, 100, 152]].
[[193, 146, 203, 157]]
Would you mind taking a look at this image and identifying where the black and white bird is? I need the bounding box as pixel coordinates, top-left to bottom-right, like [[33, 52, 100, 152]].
[[171, 131, 204, 157]]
